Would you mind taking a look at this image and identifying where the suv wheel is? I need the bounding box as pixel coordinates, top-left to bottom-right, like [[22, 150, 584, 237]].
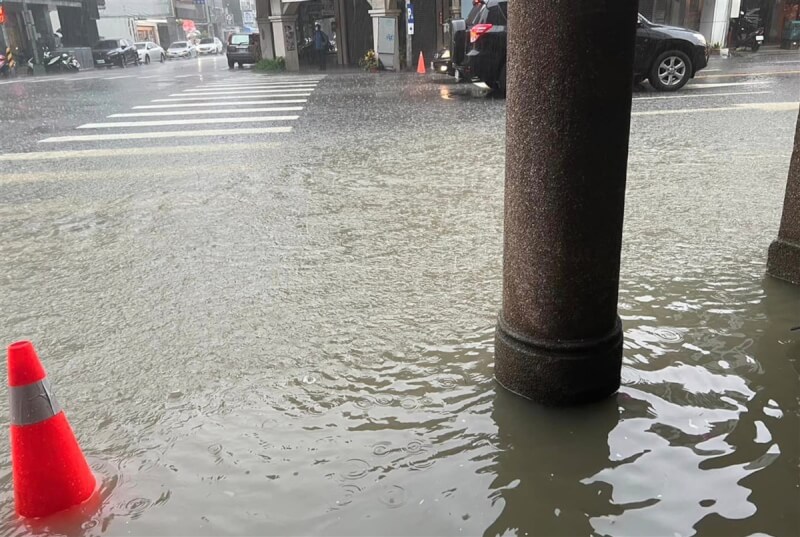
[[498, 64, 507, 95], [228, 58, 235, 69], [649, 50, 692, 91]]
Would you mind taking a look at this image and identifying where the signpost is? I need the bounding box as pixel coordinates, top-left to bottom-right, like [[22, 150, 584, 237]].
[[405, 1, 413, 70]]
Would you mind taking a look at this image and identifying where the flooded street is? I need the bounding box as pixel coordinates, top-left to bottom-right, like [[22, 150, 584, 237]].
[[1, 55, 799, 536]]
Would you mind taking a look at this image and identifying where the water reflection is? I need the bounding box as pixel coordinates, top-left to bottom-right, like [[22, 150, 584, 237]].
[[486, 390, 620, 536]]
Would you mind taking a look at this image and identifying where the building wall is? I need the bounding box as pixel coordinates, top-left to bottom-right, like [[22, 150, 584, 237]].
[[99, 0, 171, 18], [96, 16, 134, 40]]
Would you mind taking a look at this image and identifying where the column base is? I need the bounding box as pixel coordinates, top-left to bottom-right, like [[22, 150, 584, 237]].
[[767, 238, 800, 285], [494, 313, 622, 406]]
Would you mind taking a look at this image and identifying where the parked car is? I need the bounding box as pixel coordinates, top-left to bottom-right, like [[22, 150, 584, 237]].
[[197, 37, 223, 55], [166, 41, 197, 60], [135, 41, 166, 64], [92, 38, 139, 68], [226, 34, 261, 68], [448, 1, 709, 93]]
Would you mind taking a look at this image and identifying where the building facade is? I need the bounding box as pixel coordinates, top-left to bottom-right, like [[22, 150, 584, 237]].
[[641, 0, 800, 45], [0, 0, 99, 55]]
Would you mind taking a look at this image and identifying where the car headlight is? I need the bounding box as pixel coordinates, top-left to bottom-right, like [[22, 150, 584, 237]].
[[441, 49, 451, 59]]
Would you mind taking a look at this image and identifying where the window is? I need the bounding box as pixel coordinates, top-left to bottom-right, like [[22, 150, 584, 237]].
[[230, 35, 249, 45], [486, 4, 507, 25]]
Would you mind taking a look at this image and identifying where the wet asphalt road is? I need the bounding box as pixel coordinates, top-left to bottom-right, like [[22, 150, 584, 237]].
[[0, 51, 799, 536]]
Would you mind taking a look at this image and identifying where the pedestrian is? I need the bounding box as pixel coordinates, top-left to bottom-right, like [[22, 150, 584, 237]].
[[313, 24, 329, 71]]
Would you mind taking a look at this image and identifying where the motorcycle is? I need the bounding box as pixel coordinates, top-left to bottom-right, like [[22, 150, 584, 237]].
[[42, 46, 80, 73], [731, 8, 765, 52]]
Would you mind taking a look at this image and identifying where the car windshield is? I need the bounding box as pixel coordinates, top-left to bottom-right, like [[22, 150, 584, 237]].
[[230, 35, 250, 45], [135, 43, 146, 50], [94, 40, 118, 49], [169, 42, 187, 48], [200, 38, 214, 44]]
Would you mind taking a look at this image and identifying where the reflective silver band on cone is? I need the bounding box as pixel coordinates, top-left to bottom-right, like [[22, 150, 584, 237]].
[[9, 379, 62, 426]]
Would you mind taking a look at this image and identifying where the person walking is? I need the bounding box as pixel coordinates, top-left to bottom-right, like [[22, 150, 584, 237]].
[[313, 24, 329, 71]]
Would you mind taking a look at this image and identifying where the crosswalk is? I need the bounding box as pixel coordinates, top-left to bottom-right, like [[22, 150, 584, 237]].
[[34, 75, 325, 148]]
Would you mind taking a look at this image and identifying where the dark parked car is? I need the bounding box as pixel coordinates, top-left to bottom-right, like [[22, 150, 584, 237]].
[[92, 39, 139, 68], [226, 34, 261, 68], [449, 1, 710, 92]]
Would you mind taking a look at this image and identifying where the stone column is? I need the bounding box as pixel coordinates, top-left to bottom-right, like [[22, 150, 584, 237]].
[[767, 111, 800, 285], [494, 0, 638, 406], [269, 14, 299, 71], [255, 0, 275, 61], [368, 8, 400, 70], [257, 16, 275, 60]]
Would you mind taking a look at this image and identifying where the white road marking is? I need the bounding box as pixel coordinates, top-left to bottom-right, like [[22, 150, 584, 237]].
[[175, 74, 199, 78], [632, 101, 798, 116], [133, 99, 307, 108], [0, 142, 277, 162], [109, 106, 303, 117], [685, 81, 767, 89], [103, 75, 134, 80], [154, 93, 312, 101], [192, 84, 319, 91], [139, 75, 160, 79], [203, 81, 322, 88], [39, 127, 292, 143], [633, 90, 772, 101], [0, 77, 67, 85], [78, 115, 299, 128], [175, 87, 314, 97]]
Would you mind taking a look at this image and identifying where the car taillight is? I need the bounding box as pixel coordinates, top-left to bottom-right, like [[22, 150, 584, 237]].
[[470, 23, 493, 43]]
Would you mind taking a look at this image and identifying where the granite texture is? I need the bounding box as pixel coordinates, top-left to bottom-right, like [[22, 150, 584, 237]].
[[767, 111, 800, 285], [495, 0, 637, 405]]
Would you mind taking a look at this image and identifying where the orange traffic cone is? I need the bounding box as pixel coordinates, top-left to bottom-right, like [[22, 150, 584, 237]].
[[417, 52, 426, 74], [8, 341, 96, 518]]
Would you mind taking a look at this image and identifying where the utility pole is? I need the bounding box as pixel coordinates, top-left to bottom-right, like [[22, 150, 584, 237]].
[[21, 0, 40, 63], [494, 0, 637, 405]]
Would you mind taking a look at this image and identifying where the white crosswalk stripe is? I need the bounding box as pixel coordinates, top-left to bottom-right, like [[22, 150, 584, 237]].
[[182, 85, 318, 92], [133, 99, 307, 109], [201, 83, 321, 89], [40, 127, 292, 143], [171, 89, 313, 96], [109, 107, 303, 117], [154, 93, 312, 101], [78, 116, 299, 128]]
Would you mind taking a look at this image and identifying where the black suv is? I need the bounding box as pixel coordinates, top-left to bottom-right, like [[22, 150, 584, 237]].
[[92, 39, 139, 68], [449, 1, 710, 92], [226, 34, 262, 68]]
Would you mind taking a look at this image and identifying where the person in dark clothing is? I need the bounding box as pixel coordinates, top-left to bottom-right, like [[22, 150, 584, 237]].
[[313, 24, 329, 71]]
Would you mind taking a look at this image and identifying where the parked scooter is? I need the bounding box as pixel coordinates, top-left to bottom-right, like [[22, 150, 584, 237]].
[[42, 46, 80, 73], [730, 8, 765, 52]]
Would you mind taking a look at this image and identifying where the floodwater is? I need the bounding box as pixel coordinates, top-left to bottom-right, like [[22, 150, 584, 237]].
[[0, 72, 799, 536]]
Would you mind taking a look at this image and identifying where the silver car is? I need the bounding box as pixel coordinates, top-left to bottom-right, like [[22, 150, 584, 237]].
[[197, 37, 223, 55], [135, 42, 166, 64], [166, 41, 197, 59]]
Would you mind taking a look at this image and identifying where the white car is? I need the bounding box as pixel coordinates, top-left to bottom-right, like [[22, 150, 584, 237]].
[[196, 37, 223, 55], [135, 41, 165, 64], [166, 41, 197, 59]]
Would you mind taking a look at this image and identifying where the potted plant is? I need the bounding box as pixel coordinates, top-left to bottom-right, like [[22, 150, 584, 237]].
[[359, 49, 381, 72]]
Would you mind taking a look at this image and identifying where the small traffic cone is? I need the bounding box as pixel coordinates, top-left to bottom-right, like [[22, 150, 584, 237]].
[[7, 341, 96, 518], [417, 52, 426, 74]]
